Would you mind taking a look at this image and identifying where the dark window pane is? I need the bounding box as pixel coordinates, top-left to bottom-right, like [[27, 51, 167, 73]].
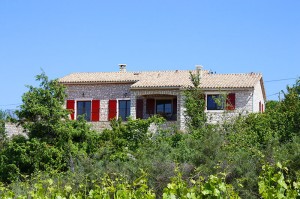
[[156, 103, 165, 114], [77, 101, 91, 121], [156, 100, 174, 120], [118, 100, 130, 120], [207, 95, 224, 110], [165, 103, 172, 113]]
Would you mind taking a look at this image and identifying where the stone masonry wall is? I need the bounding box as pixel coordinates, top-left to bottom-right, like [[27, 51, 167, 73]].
[[65, 84, 258, 131], [65, 84, 184, 131], [66, 83, 132, 122], [66, 84, 132, 100], [206, 90, 254, 124]]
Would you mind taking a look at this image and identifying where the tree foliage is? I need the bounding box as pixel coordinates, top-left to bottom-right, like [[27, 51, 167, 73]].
[[15, 72, 69, 142], [184, 70, 207, 132], [0, 110, 6, 137], [0, 72, 100, 183]]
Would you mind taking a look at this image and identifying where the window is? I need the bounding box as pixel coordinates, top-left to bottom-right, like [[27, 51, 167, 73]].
[[77, 101, 91, 121], [207, 95, 225, 110], [206, 93, 236, 111], [67, 99, 100, 121], [156, 99, 173, 120], [145, 98, 177, 121], [118, 100, 130, 121]]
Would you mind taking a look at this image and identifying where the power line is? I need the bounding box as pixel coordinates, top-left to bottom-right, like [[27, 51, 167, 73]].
[[267, 92, 280, 97], [0, 103, 22, 107], [265, 77, 297, 83]]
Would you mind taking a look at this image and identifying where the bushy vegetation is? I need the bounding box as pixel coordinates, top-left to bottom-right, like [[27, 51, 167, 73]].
[[0, 73, 299, 198]]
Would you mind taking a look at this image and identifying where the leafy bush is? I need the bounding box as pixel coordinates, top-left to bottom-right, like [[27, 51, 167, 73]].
[[259, 162, 300, 199]]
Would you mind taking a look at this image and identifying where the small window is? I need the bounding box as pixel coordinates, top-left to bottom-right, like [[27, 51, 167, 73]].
[[118, 100, 131, 121], [207, 95, 225, 110], [77, 101, 91, 121]]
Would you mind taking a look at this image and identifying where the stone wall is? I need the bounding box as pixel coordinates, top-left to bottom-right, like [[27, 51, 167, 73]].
[[65, 83, 259, 131], [65, 84, 185, 130], [66, 84, 132, 100], [205, 90, 253, 123], [89, 121, 111, 132], [66, 83, 132, 121]]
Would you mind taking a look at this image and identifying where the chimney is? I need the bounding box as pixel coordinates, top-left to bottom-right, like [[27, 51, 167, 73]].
[[195, 65, 203, 77], [119, 64, 127, 72]]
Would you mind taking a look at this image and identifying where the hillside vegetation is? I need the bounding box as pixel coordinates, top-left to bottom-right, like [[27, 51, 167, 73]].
[[0, 72, 299, 198]]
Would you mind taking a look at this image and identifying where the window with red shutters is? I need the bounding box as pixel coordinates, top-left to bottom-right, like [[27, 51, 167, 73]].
[[108, 99, 117, 120], [77, 101, 91, 121], [226, 93, 236, 110], [66, 100, 75, 120], [136, 99, 144, 119], [91, 100, 100, 122], [146, 99, 155, 116]]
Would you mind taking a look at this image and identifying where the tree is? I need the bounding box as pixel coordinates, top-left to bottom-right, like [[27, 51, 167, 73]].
[[15, 72, 69, 142], [0, 72, 103, 182], [15, 71, 101, 150], [184, 70, 207, 132], [263, 78, 300, 143], [280, 78, 300, 137], [0, 110, 7, 147]]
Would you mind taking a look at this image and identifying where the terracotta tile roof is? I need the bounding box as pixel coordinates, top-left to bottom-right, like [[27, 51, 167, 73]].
[[59, 70, 262, 89], [58, 72, 141, 83], [200, 73, 262, 89], [131, 70, 194, 88]]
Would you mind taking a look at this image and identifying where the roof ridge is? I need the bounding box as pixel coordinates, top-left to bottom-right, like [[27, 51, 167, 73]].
[[69, 69, 211, 74], [204, 72, 262, 75]]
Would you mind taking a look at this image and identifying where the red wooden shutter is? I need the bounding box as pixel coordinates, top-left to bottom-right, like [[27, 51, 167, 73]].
[[66, 100, 75, 120], [173, 98, 177, 114], [259, 101, 262, 113], [226, 93, 235, 110], [136, 99, 144, 119], [146, 99, 155, 115], [108, 99, 117, 120], [91, 100, 100, 122]]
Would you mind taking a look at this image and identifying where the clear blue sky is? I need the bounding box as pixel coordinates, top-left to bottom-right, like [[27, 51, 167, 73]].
[[0, 0, 299, 111]]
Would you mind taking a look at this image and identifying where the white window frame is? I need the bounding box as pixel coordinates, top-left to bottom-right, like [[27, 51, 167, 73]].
[[74, 98, 93, 120], [205, 92, 227, 113]]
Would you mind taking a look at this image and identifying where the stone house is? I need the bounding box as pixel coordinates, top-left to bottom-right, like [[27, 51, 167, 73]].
[[59, 64, 266, 131]]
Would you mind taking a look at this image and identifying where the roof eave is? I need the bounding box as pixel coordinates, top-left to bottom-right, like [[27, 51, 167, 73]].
[[59, 81, 138, 85], [130, 86, 182, 90], [180, 86, 254, 91], [260, 77, 267, 101]]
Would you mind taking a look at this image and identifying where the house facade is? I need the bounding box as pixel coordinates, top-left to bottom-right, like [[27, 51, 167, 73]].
[[59, 65, 266, 131]]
